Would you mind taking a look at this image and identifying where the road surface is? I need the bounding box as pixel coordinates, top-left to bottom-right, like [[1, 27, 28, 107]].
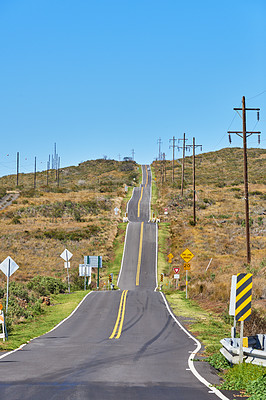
[[0, 165, 231, 400]]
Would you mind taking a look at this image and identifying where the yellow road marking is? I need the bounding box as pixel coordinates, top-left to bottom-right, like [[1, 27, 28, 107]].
[[145, 165, 148, 187], [109, 290, 128, 339], [136, 222, 144, 286], [137, 186, 144, 218]]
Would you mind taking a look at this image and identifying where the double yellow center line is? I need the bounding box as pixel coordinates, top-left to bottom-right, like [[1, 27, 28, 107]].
[[137, 187, 144, 218], [109, 290, 128, 339], [145, 165, 148, 187], [137, 166, 149, 218], [136, 222, 144, 286]]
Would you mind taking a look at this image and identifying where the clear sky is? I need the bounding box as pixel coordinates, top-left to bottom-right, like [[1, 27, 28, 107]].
[[0, 0, 265, 176]]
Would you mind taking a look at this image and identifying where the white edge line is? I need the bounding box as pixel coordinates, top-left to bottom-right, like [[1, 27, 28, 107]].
[[0, 291, 94, 361], [148, 165, 152, 222], [126, 187, 136, 215], [154, 222, 158, 291], [117, 222, 130, 287], [159, 292, 230, 400]]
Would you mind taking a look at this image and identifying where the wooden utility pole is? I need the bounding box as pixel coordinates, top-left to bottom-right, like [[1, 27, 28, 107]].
[[16, 152, 19, 186], [169, 136, 178, 183], [34, 157, 37, 189], [228, 96, 261, 264], [47, 161, 49, 186], [178, 133, 187, 196], [57, 157, 60, 187], [186, 138, 202, 225], [162, 153, 166, 182]]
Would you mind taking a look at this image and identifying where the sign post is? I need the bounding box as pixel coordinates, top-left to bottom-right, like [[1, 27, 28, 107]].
[[180, 249, 194, 299], [60, 249, 73, 293], [88, 256, 102, 290], [173, 267, 180, 288], [236, 273, 252, 363], [0, 256, 19, 313]]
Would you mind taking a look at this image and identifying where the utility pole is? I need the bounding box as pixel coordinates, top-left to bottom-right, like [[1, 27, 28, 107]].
[[186, 138, 202, 225], [169, 136, 179, 183], [47, 161, 49, 187], [157, 138, 162, 161], [57, 157, 60, 187], [16, 152, 19, 187], [34, 156, 37, 189], [131, 149, 135, 161], [162, 152, 166, 183], [178, 133, 188, 196], [228, 96, 261, 264]]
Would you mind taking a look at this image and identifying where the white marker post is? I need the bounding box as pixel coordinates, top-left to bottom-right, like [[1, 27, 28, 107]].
[[0, 256, 19, 313], [60, 249, 73, 293], [229, 275, 237, 339]]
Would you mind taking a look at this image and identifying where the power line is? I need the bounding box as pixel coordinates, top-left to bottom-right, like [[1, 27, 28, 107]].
[[228, 96, 261, 264], [247, 90, 266, 101]]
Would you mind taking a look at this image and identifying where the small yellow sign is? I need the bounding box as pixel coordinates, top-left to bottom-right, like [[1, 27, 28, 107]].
[[184, 263, 191, 271], [168, 253, 174, 259], [180, 248, 194, 263], [0, 304, 2, 310]]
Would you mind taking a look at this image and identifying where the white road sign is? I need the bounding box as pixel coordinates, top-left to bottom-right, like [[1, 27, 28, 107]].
[[60, 249, 73, 262], [64, 262, 71, 269], [229, 275, 237, 316], [0, 256, 19, 277], [174, 274, 180, 279], [114, 207, 119, 215], [88, 256, 102, 268], [79, 265, 91, 277]]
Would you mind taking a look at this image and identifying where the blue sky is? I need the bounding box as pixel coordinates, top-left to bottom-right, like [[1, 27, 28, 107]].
[[0, 0, 265, 176]]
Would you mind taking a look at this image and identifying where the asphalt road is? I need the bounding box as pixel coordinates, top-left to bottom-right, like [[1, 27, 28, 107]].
[[0, 165, 231, 400]]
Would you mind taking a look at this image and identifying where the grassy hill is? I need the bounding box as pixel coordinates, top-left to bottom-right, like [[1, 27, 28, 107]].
[[0, 159, 139, 284], [152, 147, 266, 335]]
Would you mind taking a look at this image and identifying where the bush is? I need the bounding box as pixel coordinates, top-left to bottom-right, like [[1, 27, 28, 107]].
[[220, 363, 265, 392], [207, 352, 230, 371], [27, 276, 67, 296], [246, 374, 266, 400]]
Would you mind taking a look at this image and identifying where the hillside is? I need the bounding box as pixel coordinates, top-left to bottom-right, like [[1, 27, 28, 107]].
[[0, 159, 139, 284], [152, 147, 266, 334]]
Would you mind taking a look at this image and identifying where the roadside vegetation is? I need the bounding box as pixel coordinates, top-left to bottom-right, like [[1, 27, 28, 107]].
[[152, 147, 266, 398], [0, 159, 139, 348]]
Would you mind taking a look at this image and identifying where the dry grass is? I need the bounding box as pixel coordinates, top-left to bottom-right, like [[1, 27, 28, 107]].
[[0, 160, 139, 288], [152, 147, 266, 334]]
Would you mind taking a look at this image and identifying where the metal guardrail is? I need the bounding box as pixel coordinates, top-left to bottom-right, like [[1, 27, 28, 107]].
[[220, 334, 266, 366]]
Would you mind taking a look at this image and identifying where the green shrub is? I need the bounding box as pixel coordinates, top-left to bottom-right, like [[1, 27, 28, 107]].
[[220, 363, 265, 392], [206, 352, 230, 370], [27, 276, 67, 296], [246, 374, 266, 400]]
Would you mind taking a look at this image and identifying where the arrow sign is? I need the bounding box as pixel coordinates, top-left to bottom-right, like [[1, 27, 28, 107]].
[[173, 267, 180, 274], [60, 249, 73, 262]]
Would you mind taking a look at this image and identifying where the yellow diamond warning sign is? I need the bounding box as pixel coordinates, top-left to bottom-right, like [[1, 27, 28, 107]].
[[167, 253, 174, 263], [180, 248, 194, 263]]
